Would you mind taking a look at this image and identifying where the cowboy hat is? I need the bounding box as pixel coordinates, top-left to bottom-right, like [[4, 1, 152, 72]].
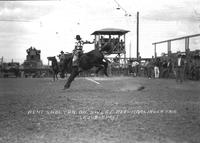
[[177, 51, 181, 57], [75, 35, 81, 40]]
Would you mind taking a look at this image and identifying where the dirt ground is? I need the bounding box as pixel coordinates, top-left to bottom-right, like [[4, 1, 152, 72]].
[[0, 77, 200, 143]]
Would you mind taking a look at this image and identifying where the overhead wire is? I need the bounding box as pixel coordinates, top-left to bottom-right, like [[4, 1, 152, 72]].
[[113, 0, 132, 16], [113, 0, 127, 14], [0, 19, 32, 22]]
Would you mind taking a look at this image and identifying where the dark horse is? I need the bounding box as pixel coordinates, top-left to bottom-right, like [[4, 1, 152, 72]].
[[61, 43, 111, 89], [47, 56, 60, 81]]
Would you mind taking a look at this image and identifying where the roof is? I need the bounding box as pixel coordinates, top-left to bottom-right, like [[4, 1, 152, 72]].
[[91, 28, 130, 35]]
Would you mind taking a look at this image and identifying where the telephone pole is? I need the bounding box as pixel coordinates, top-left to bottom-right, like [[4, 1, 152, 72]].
[[136, 12, 139, 61]]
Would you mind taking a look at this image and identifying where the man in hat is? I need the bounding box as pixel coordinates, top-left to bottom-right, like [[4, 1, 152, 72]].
[[154, 58, 160, 78], [72, 35, 84, 66], [72, 35, 94, 66], [57, 51, 65, 71], [166, 58, 173, 78], [59, 51, 65, 63], [174, 52, 185, 83]]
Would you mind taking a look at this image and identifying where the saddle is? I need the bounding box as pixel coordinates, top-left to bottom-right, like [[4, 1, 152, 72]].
[[72, 50, 83, 66]]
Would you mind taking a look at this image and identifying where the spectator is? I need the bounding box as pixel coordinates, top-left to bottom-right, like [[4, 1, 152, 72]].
[[166, 58, 173, 78], [174, 52, 185, 83], [59, 51, 65, 62], [154, 58, 160, 78], [161, 59, 168, 78]]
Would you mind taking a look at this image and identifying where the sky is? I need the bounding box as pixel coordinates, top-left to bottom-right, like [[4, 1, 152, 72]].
[[0, 0, 200, 64]]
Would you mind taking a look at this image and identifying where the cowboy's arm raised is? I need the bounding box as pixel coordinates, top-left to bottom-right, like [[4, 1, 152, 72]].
[[83, 40, 95, 44]]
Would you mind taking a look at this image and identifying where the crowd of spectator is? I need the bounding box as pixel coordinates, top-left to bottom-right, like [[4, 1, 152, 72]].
[[128, 50, 200, 82]]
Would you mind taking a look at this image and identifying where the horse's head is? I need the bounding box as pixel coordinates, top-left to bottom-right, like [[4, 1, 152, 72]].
[[100, 42, 113, 54], [47, 56, 57, 62]]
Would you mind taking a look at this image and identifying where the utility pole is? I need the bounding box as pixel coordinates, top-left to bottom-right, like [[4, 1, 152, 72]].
[[1, 56, 3, 63], [136, 12, 139, 61], [129, 41, 131, 59]]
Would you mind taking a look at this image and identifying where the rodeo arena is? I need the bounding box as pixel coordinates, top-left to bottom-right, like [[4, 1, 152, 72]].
[[1, 2, 200, 143]]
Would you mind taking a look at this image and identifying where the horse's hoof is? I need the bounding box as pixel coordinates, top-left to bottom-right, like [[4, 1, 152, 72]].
[[63, 86, 69, 90], [137, 86, 145, 91], [63, 87, 67, 90], [62, 88, 69, 91]]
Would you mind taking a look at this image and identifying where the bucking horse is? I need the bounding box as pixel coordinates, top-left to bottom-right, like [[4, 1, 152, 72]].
[[61, 43, 111, 89]]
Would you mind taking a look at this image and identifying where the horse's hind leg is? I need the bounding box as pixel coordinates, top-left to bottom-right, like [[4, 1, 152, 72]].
[[56, 74, 58, 80], [56, 72, 59, 80], [94, 65, 104, 76], [102, 61, 108, 76], [53, 73, 55, 82]]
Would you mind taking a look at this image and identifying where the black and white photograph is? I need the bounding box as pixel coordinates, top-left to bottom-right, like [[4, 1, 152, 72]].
[[0, 0, 200, 142]]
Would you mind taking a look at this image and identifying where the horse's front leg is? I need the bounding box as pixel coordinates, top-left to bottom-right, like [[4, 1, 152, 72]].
[[64, 67, 80, 89], [56, 73, 58, 80], [53, 73, 55, 82], [94, 65, 104, 76]]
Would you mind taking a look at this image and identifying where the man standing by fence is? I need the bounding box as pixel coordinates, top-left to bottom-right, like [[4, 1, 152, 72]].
[[154, 58, 160, 78], [166, 58, 173, 78], [174, 52, 185, 83]]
